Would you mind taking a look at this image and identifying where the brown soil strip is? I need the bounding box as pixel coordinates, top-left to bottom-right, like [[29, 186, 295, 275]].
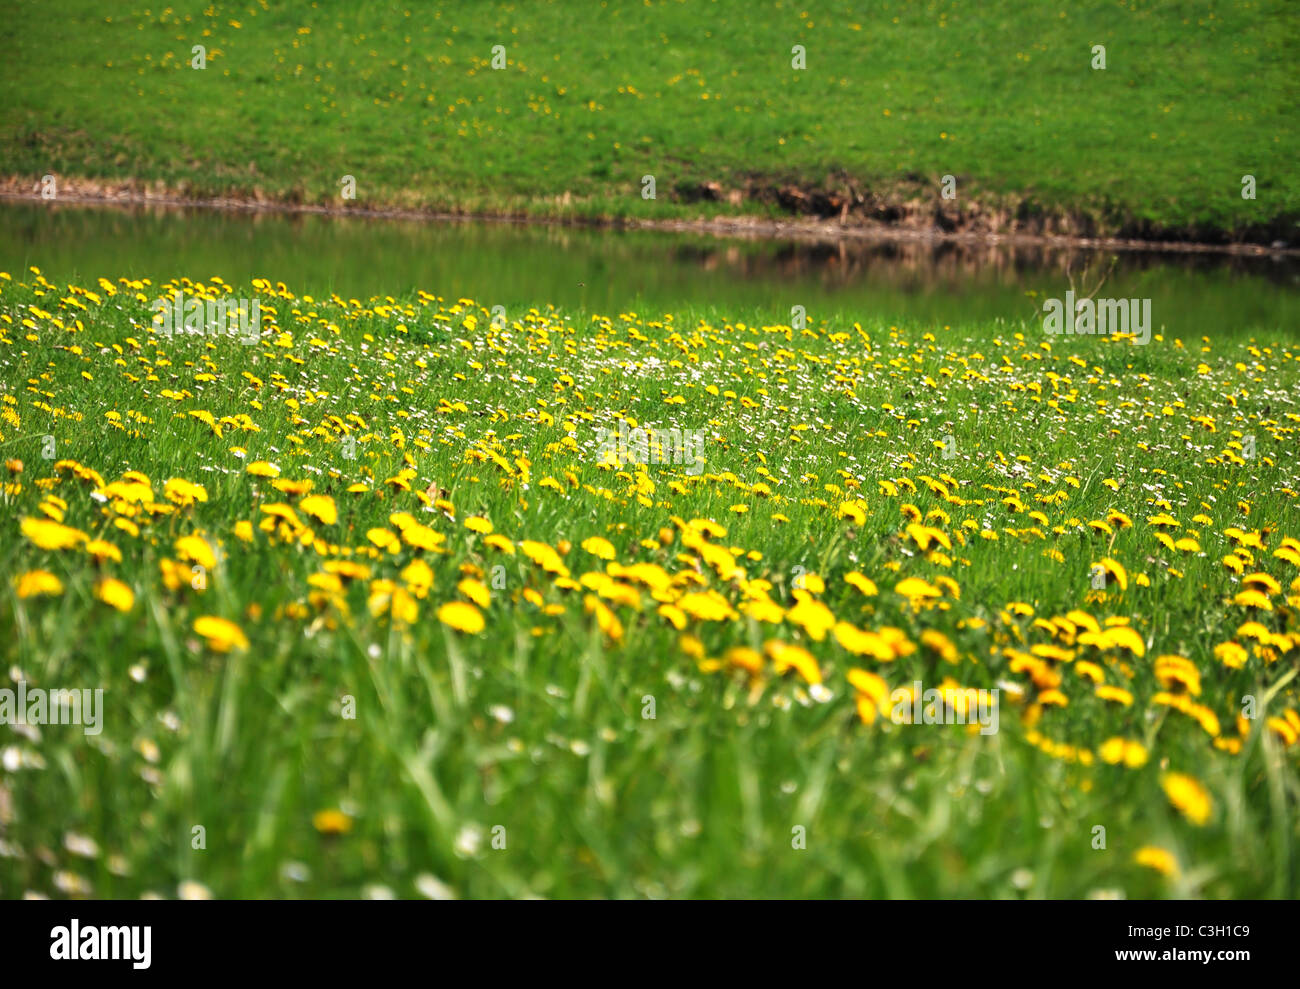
[[2, 174, 1295, 258]]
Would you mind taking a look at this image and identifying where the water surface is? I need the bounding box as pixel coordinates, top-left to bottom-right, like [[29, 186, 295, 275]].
[[1, 201, 1295, 338]]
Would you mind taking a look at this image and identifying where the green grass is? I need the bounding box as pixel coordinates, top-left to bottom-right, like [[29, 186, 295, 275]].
[[0, 0, 1295, 239], [0, 268, 1297, 899]]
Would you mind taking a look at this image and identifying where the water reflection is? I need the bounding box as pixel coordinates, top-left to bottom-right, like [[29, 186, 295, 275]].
[[0, 199, 1294, 337]]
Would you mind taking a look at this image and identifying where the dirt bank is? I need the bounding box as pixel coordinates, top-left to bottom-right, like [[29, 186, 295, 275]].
[[2, 174, 1295, 258]]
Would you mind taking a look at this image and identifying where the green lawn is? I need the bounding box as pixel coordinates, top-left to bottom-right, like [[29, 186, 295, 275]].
[[0, 267, 1297, 898], [0, 0, 1295, 239]]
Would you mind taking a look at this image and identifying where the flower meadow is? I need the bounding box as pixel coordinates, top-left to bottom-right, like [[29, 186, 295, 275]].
[[1, 267, 1298, 899]]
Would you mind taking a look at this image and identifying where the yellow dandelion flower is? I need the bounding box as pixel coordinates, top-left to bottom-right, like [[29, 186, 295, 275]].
[[786, 596, 835, 641], [1232, 589, 1272, 610], [312, 809, 352, 835], [458, 578, 490, 608], [20, 517, 87, 551], [1093, 556, 1128, 590], [438, 600, 484, 634], [1134, 846, 1179, 877], [85, 539, 123, 563], [765, 640, 821, 685], [15, 569, 64, 598], [723, 646, 764, 676], [484, 533, 515, 555], [164, 477, 208, 506], [844, 571, 878, 596], [1161, 772, 1212, 826], [580, 536, 616, 561], [175, 534, 217, 570], [401, 558, 435, 597], [193, 615, 250, 652], [1095, 684, 1134, 706], [300, 494, 337, 525], [95, 578, 135, 612]]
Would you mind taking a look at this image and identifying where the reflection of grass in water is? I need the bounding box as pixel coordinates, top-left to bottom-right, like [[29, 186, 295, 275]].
[[2, 273, 1297, 898], [0, 0, 1294, 236], [0, 203, 1294, 337]]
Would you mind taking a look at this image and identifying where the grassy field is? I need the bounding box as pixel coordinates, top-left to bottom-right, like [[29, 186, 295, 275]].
[[0, 267, 1297, 898], [0, 0, 1295, 239]]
